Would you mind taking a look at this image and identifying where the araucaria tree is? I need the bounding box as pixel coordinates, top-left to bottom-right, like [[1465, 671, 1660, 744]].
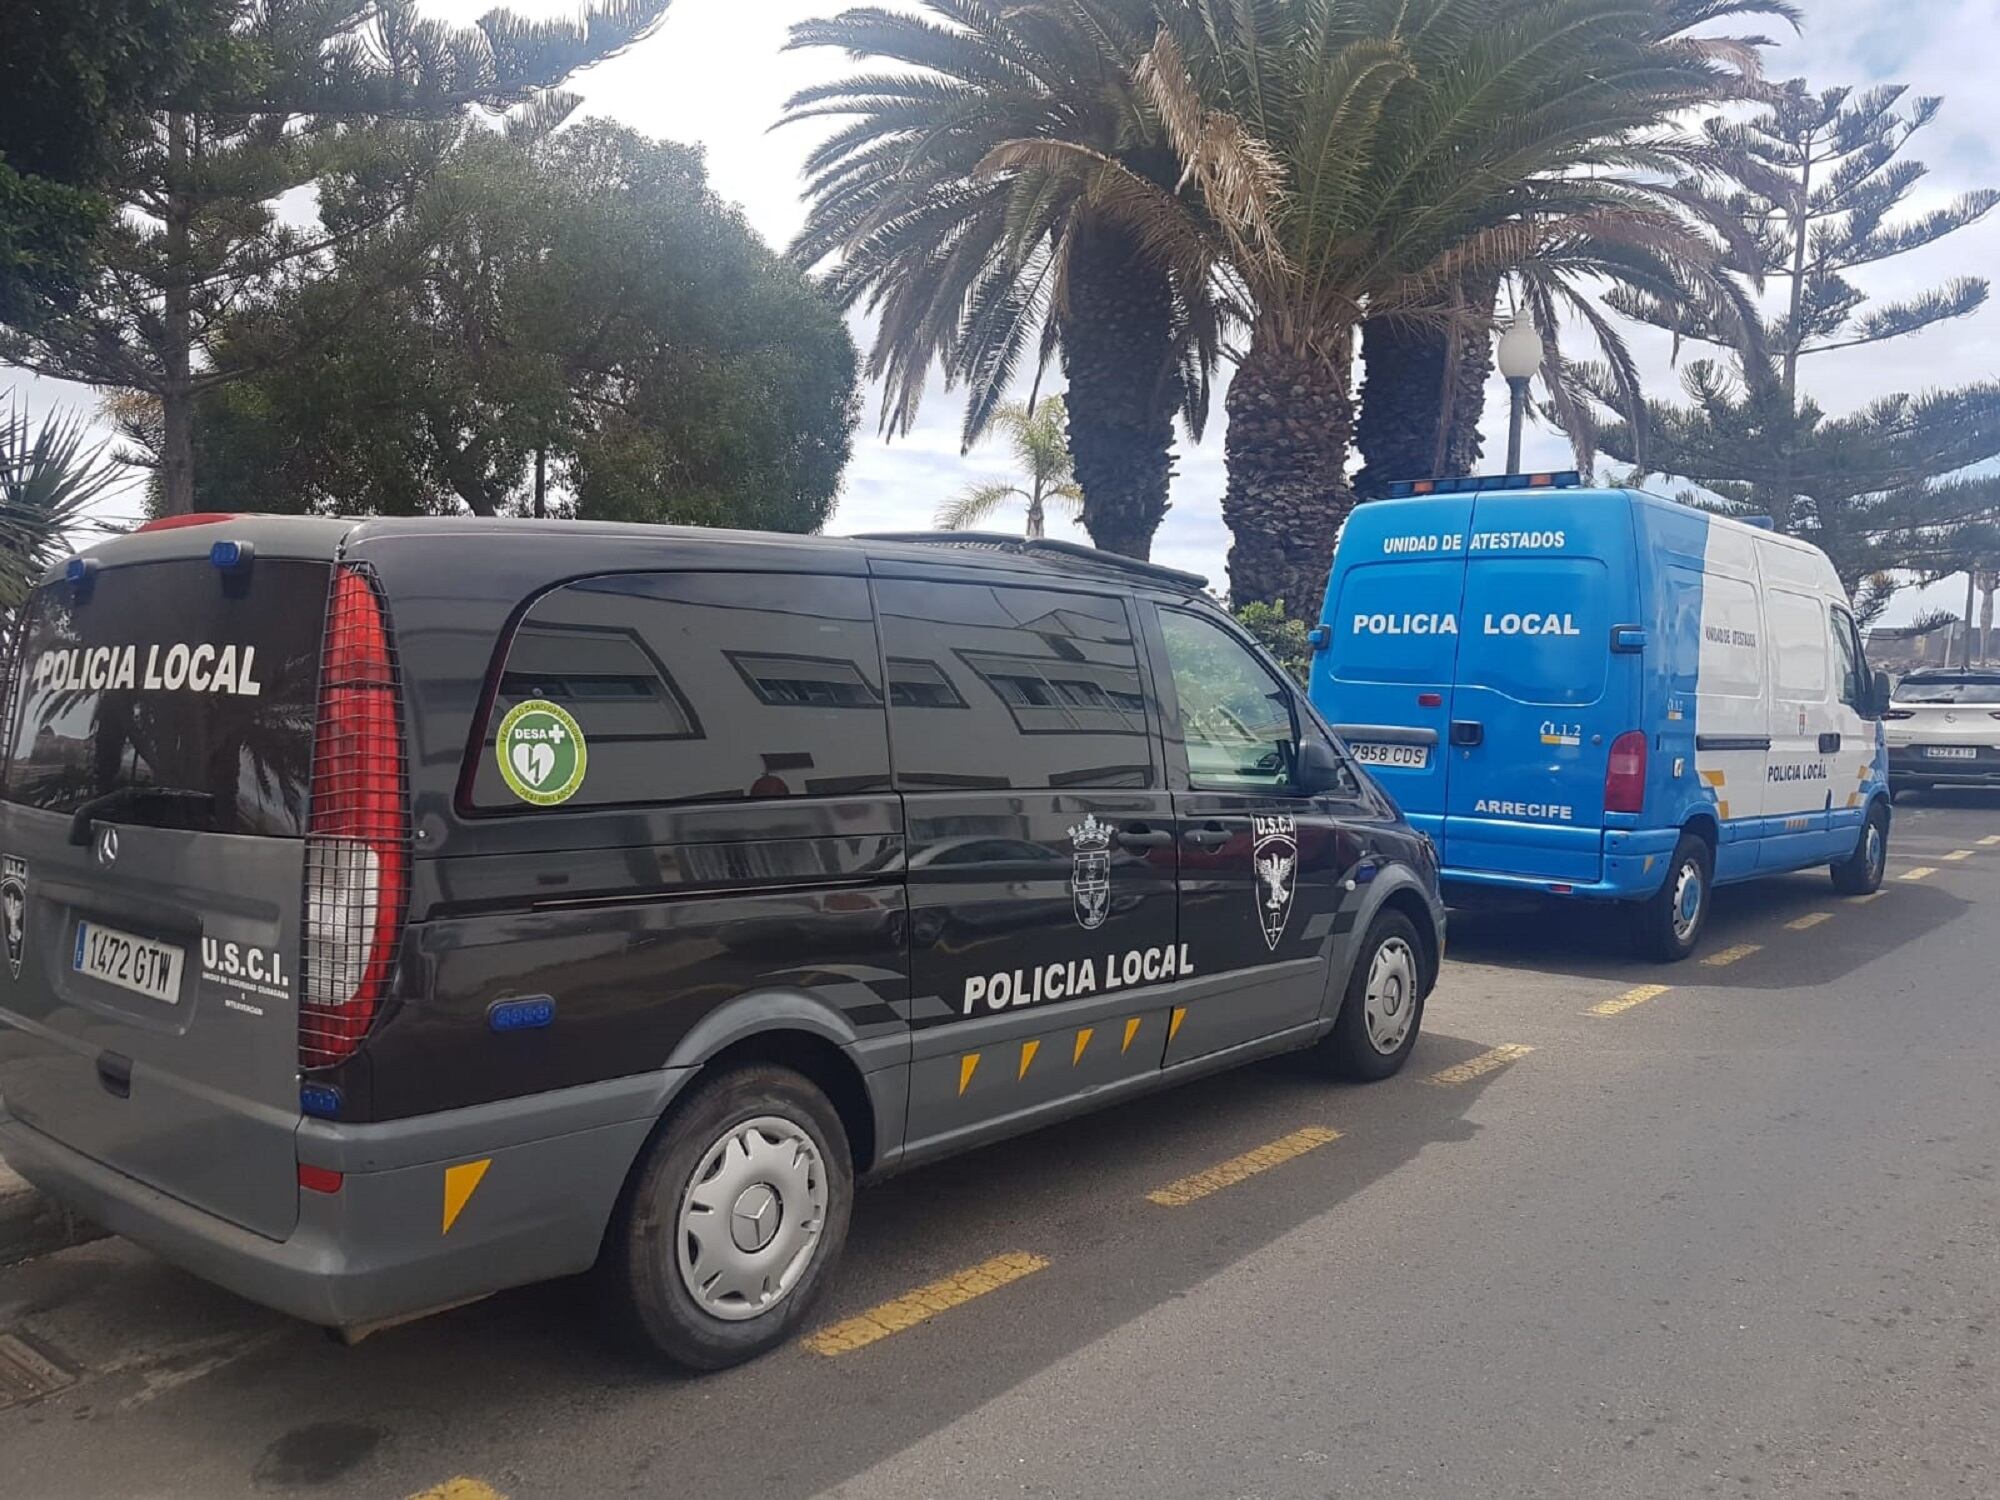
[[784, 0, 1220, 560], [1590, 81, 2000, 620], [180, 124, 858, 531], [0, 0, 670, 516]]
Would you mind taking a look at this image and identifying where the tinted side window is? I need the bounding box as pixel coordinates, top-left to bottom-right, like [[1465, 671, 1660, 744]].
[[1158, 608, 1299, 793], [470, 572, 889, 810], [875, 580, 1153, 790]]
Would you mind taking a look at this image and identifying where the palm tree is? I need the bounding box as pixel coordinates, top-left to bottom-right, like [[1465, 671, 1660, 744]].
[[1, 397, 123, 614], [782, 0, 1220, 560], [937, 395, 1083, 538], [1002, 0, 1771, 606], [1351, 2, 1798, 501]]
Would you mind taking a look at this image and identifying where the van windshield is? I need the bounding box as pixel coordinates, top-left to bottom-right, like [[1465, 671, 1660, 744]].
[[2, 558, 329, 836]]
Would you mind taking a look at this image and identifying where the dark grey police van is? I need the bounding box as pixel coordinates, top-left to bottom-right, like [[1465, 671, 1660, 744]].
[[0, 515, 1444, 1369]]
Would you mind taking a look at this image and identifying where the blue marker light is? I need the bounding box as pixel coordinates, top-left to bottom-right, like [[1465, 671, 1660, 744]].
[[488, 996, 556, 1033], [209, 539, 254, 570], [299, 1083, 342, 1118]]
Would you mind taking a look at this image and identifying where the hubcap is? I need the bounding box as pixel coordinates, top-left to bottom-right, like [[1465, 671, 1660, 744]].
[[1671, 859, 1704, 942], [1363, 937, 1419, 1055], [677, 1116, 827, 1322]]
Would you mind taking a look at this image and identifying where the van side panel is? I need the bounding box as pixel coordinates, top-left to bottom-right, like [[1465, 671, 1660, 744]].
[[1690, 518, 1770, 881]]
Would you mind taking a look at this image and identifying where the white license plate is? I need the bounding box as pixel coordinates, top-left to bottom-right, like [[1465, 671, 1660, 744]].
[[1350, 741, 1430, 769], [1924, 745, 1980, 760], [73, 921, 184, 1004]]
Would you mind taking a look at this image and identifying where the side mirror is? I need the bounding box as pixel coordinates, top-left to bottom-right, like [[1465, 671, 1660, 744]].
[[1870, 669, 1893, 718], [1295, 737, 1352, 797]]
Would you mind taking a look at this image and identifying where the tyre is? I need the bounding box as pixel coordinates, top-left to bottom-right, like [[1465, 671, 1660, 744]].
[[1309, 909, 1429, 1081], [607, 1064, 852, 1370], [1633, 833, 1711, 963], [1831, 801, 1890, 895]]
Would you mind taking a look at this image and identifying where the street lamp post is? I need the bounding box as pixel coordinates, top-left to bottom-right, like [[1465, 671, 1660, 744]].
[[1496, 315, 1542, 474]]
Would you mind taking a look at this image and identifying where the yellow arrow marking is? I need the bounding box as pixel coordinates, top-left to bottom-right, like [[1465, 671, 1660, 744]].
[[1121, 1017, 1141, 1053], [442, 1159, 490, 1235], [1168, 1006, 1187, 1043], [1072, 1027, 1094, 1065], [957, 1052, 980, 1096], [1017, 1039, 1040, 1080]]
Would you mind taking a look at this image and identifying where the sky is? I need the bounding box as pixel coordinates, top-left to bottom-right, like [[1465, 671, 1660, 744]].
[[14, 0, 2000, 624]]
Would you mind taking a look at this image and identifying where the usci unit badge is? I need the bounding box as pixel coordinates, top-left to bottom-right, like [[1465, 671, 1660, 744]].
[[1253, 814, 1297, 950], [2, 855, 26, 978], [1069, 814, 1112, 931]]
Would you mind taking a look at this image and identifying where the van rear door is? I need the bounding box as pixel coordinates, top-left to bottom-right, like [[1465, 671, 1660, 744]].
[[1441, 493, 1638, 882], [0, 547, 330, 1239], [1311, 496, 1475, 843]]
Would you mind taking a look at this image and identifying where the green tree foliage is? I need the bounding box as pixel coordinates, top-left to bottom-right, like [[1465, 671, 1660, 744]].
[[0, 0, 671, 516], [176, 123, 857, 531], [1059, 0, 1756, 609], [1230, 600, 1312, 685], [0, 398, 126, 613], [1589, 81, 2000, 620], [783, 0, 1221, 560], [938, 397, 1083, 538], [0, 0, 239, 328]]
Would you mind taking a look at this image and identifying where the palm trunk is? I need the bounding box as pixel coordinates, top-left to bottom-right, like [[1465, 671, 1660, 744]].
[[1353, 276, 1497, 501], [1059, 218, 1183, 560], [160, 112, 195, 516], [1223, 337, 1355, 612]]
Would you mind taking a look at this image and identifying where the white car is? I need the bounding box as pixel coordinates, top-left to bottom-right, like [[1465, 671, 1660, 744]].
[[1885, 670, 2000, 794]]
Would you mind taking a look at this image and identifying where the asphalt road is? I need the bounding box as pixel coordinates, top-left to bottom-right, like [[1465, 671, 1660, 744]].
[[4, 792, 1999, 1499]]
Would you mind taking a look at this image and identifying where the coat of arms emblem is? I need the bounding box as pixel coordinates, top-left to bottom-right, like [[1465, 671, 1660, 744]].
[[1069, 814, 1112, 930], [1252, 815, 1297, 950]]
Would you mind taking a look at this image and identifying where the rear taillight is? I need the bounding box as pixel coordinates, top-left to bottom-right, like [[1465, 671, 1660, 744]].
[[300, 565, 408, 1070], [1604, 730, 1647, 814]]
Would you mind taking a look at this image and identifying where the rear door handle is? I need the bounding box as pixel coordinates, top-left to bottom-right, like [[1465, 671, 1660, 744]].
[[1449, 720, 1484, 747], [1182, 824, 1230, 848], [96, 1051, 132, 1099], [1116, 824, 1173, 851], [1819, 732, 1841, 753]]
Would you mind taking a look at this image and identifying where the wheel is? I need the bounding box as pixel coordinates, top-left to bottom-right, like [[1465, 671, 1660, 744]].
[[1310, 909, 1429, 1080], [607, 1065, 852, 1370], [1634, 833, 1711, 962], [1831, 801, 1890, 895]]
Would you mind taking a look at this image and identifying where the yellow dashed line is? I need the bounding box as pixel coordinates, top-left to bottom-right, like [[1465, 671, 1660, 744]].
[[1423, 1043, 1534, 1087], [1072, 1027, 1093, 1065], [957, 1053, 980, 1096], [1017, 1039, 1039, 1080], [1900, 866, 1938, 882], [1121, 1017, 1142, 1053], [407, 1481, 506, 1500], [1144, 1126, 1341, 1207], [1588, 983, 1671, 1017], [1785, 912, 1833, 931], [1701, 942, 1762, 967], [1980, 835, 2000, 847], [800, 1252, 1049, 1356], [1943, 849, 1975, 862]]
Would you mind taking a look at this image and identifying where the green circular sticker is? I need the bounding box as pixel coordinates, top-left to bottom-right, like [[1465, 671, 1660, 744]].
[[495, 699, 587, 806]]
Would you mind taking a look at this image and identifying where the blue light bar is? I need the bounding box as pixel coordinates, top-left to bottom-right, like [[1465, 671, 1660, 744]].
[[488, 995, 556, 1033], [1384, 471, 1584, 499], [300, 1083, 342, 1118]]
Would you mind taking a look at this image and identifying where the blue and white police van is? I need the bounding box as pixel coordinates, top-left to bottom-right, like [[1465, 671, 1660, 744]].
[[1309, 473, 1893, 960]]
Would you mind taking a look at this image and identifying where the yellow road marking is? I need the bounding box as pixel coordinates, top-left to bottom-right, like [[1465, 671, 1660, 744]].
[[1121, 1017, 1141, 1053], [407, 1480, 506, 1500], [1017, 1039, 1039, 1080], [1981, 835, 2000, 847], [957, 1053, 980, 1096], [1701, 942, 1762, 967], [1900, 866, 1938, 882], [441, 1159, 490, 1235], [1943, 849, 1975, 862], [1168, 1006, 1187, 1042], [1423, 1043, 1534, 1087], [801, 1252, 1049, 1356], [1072, 1027, 1093, 1065], [1785, 912, 1833, 931], [1144, 1126, 1341, 1207], [1588, 983, 1670, 1017]]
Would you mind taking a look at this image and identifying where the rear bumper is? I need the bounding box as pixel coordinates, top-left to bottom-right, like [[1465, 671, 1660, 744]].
[[1441, 825, 1678, 902], [1888, 748, 2000, 783], [0, 1070, 687, 1328]]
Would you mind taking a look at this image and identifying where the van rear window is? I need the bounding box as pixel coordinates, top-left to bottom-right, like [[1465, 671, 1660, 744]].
[[2, 559, 330, 836]]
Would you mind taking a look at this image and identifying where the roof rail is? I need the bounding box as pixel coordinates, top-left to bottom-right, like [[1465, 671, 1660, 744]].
[[853, 531, 1208, 591]]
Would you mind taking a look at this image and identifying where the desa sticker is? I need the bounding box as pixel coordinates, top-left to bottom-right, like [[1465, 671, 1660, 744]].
[[496, 699, 587, 806]]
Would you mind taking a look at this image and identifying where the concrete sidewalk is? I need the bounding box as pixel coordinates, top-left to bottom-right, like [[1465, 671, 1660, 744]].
[[0, 1154, 104, 1266]]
